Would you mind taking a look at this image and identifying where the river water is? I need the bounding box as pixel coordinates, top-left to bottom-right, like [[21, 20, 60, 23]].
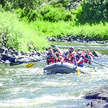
[[0, 44, 108, 108]]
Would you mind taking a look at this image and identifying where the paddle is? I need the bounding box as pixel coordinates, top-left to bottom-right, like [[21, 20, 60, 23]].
[[26, 54, 53, 68], [86, 52, 97, 72], [26, 59, 43, 68], [75, 54, 80, 75], [91, 64, 97, 72], [84, 58, 108, 68]]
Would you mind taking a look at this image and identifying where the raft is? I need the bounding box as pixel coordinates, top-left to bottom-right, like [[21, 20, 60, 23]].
[[43, 62, 89, 74]]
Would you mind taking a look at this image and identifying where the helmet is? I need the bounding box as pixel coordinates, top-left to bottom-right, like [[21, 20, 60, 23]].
[[78, 51, 82, 55]]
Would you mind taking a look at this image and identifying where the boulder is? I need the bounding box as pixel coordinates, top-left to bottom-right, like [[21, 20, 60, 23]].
[[84, 85, 108, 100], [0, 47, 4, 53], [48, 37, 57, 41], [84, 85, 108, 108], [92, 51, 102, 57], [85, 99, 108, 108]]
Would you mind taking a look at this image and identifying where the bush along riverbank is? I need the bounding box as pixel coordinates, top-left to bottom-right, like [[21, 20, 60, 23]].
[[1, 0, 108, 52], [1, 10, 108, 53]]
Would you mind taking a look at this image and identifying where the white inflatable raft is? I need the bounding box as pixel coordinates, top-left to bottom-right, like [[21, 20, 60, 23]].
[[43, 62, 89, 74]]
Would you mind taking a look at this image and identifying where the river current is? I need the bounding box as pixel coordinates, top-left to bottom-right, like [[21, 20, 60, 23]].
[[0, 44, 108, 108]]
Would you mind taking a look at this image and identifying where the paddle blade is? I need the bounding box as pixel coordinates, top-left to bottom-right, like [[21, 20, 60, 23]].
[[26, 62, 37, 68], [77, 68, 80, 75], [94, 68, 97, 72]]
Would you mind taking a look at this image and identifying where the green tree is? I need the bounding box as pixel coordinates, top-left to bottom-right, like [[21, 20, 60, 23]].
[[0, 0, 44, 10], [76, 0, 108, 24]]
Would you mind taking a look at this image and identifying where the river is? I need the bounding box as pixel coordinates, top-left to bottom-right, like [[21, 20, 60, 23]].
[[0, 43, 108, 108]]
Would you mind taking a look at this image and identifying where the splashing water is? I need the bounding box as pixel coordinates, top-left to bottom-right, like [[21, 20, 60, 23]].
[[0, 52, 108, 107]]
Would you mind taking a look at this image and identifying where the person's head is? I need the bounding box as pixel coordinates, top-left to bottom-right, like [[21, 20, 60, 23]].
[[69, 47, 74, 52], [86, 49, 90, 54], [78, 48, 81, 52], [84, 49, 86, 52], [77, 51, 82, 56], [49, 49, 53, 54]]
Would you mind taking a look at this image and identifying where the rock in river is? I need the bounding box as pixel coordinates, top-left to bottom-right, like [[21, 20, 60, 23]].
[[84, 85, 108, 108]]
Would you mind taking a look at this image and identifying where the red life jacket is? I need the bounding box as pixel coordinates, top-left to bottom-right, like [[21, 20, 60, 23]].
[[76, 54, 84, 66], [84, 54, 91, 64], [56, 56, 64, 62], [84, 57, 88, 63], [78, 59, 84, 65], [47, 53, 56, 64], [64, 51, 75, 63]]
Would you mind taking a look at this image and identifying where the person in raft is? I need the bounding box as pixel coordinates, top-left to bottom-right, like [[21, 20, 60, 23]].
[[65, 47, 76, 63], [84, 49, 93, 65], [46, 49, 58, 65], [55, 49, 64, 63], [77, 48, 86, 58], [75, 51, 84, 67]]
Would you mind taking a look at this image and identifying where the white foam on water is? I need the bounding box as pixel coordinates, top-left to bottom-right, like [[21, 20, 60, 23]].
[[0, 55, 108, 108], [42, 80, 76, 87], [42, 81, 61, 86], [0, 93, 85, 107], [0, 83, 3, 86]]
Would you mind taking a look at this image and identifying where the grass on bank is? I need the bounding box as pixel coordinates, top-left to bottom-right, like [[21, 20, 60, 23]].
[[29, 20, 108, 41], [0, 11, 48, 51], [0, 11, 108, 52]]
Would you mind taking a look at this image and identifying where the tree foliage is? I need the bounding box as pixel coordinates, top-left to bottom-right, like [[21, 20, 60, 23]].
[[76, 0, 108, 24], [0, 0, 108, 24], [39, 5, 73, 22], [16, 5, 74, 22], [0, 0, 44, 10], [50, 0, 71, 7]]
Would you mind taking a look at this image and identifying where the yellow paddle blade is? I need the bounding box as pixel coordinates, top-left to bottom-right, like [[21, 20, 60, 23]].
[[94, 68, 97, 72], [77, 68, 80, 75], [26, 62, 37, 68]]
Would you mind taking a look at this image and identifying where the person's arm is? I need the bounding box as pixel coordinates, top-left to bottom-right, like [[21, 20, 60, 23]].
[[65, 52, 68, 56], [60, 56, 64, 62], [53, 53, 58, 61], [76, 57, 83, 64], [72, 51, 76, 58], [90, 55, 93, 61], [44, 53, 50, 60]]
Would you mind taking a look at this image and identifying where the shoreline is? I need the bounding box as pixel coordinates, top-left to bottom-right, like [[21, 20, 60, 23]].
[[0, 35, 108, 64], [0, 38, 104, 65], [48, 36, 108, 45]]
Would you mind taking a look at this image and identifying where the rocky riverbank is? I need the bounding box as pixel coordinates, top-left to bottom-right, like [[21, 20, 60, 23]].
[[0, 41, 102, 66], [0, 44, 64, 65], [48, 36, 108, 45], [0, 45, 47, 65], [84, 85, 108, 108]]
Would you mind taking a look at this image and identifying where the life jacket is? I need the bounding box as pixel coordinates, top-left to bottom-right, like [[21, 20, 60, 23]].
[[67, 52, 73, 58], [56, 55, 64, 62], [84, 54, 91, 64], [76, 54, 84, 66], [47, 53, 56, 64], [65, 51, 75, 63]]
